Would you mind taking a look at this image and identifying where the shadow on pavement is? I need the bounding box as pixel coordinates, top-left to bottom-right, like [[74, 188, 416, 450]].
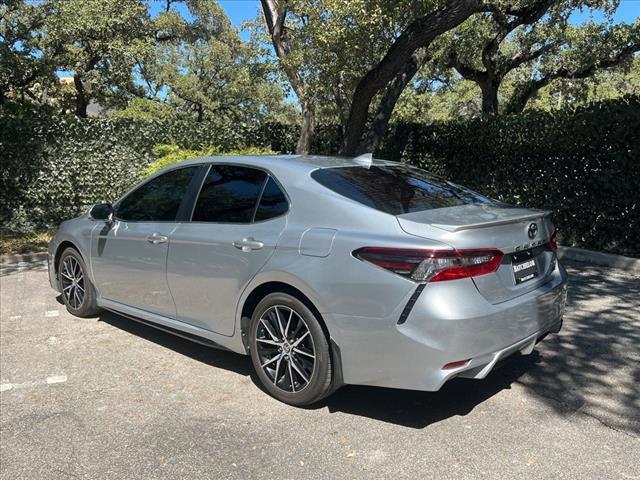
[[93, 260, 638, 432], [0, 261, 47, 278], [96, 307, 536, 429], [98, 309, 254, 378], [515, 261, 640, 434], [316, 354, 538, 428]]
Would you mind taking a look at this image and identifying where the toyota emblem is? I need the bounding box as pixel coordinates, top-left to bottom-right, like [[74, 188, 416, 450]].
[[527, 222, 538, 239]]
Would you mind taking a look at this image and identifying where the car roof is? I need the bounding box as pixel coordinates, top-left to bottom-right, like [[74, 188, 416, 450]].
[[170, 154, 400, 174]]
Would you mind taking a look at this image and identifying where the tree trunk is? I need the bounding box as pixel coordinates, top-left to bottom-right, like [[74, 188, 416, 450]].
[[73, 74, 88, 118], [479, 78, 500, 115], [358, 49, 428, 154], [296, 102, 315, 155], [261, 0, 317, 155], [504, 77, 551, 114], [340, 0, 482, 156]]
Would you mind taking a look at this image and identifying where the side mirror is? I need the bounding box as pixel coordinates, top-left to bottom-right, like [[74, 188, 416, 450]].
[[89, 202, 113, 222]]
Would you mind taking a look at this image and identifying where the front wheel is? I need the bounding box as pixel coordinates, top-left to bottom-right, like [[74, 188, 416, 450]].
[[58, 247, 99, 317], [249, 293, 333, 406]]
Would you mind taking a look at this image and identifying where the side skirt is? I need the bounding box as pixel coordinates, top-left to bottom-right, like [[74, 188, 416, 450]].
[[97, 298, 246, 354], [101, 306, 232, 351]]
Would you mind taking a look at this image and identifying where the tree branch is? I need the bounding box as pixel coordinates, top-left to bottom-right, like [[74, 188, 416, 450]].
[[341, 0, 484, 155], [359, 48, 430, 153], [449, 51, 487, 82], [505, 41, 640, 114]]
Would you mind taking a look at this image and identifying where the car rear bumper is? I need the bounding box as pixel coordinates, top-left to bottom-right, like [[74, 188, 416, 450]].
[[329, 263, 568, 391]]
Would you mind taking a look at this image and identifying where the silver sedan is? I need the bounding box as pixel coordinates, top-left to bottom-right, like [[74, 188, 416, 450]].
[[48, 155, 567, 405]]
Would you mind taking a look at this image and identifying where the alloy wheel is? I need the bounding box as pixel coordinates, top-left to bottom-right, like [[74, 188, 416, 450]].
[[255, 305, 316, 393], [60, 255, 85, 310]]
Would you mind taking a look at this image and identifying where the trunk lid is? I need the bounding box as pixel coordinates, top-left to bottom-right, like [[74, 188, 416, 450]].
[[397, 204, 557, 304]]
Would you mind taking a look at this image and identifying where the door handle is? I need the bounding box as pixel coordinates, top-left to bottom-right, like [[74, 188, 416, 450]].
[[232, 237, 264, 252], [146, 233, 168, 245]]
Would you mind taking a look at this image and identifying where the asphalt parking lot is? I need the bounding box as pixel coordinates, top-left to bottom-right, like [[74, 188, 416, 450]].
[[1, 258, 638, 479]]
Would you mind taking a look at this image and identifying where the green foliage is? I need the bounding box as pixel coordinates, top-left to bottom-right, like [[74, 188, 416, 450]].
[[1, 97, 638, 257], [44, 0, 152, 111], [0, 0, 57, 103], [110, 98, 177, 120], [140, 0, 290, 123], [142, 144, 277, 176]]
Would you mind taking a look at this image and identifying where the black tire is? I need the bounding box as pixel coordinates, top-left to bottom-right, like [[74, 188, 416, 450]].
[[249, 292, 332, 406], [58, 247, 99, 317]]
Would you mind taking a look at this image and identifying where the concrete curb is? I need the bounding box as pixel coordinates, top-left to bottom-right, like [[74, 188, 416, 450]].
[[558, 246, 640, 273], [0, 251, 48, 266]]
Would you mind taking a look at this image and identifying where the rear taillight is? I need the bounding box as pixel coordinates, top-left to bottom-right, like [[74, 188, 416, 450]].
[[549, 228, 558, 253], [353, 247, 504, 283]]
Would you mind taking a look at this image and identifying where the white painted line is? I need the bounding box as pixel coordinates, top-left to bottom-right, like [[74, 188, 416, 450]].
[[46, 336, 60, 345], [9, 315, 21, 320], [46, 375, 67, 384], [0, 375, 68, 391], [45, 310, 59, 317]]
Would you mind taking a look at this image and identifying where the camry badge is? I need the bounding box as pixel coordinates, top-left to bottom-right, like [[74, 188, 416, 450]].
[[528, 222, 538, 239]]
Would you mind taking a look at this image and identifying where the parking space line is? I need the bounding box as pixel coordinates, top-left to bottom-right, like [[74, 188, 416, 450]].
[[0, 375, 68, 392]]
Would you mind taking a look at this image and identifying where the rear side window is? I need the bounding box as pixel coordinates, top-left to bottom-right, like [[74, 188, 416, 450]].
[[311, 165, 497, 215], [192, 165, 267, 223], [116, 166, 198, 221], [255, 177, 288, 221]]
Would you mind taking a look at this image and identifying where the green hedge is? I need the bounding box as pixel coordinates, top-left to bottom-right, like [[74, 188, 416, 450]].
[[1, 97, 638, 256], [378, 97, 640, 257]]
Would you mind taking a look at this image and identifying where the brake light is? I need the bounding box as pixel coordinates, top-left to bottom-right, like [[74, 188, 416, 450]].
[[549, 228, 558, 253], [353, 247, 504, 283]]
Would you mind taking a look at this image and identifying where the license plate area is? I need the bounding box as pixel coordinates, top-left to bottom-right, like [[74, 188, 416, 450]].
[[511, 250, 539, 285]]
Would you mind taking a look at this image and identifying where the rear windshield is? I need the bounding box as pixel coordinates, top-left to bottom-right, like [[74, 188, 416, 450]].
[[311, 165, 498, 215]]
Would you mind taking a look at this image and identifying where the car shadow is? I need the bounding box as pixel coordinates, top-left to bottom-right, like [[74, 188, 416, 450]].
[[314, 354, 539, 428], [95, 307, 535, 429], [84, 259, 638, 432], [97, 309, 254, 378]]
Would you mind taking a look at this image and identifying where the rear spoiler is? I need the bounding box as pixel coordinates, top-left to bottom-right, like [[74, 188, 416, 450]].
[[431, 210, 553, 232]]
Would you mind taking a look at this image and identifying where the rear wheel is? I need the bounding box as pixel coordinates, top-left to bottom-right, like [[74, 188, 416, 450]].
[[58, 248, 99, 317], [249, 293, 332, 406]]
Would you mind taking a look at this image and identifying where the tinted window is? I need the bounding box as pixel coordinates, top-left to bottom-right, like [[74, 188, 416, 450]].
[[192, 165, 267, 223], [116, 167, 198, 221], [255, 177, 288, 221], [311, 165, 498, 215]]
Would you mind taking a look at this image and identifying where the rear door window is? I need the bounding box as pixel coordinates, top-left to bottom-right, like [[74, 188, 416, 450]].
[[311, 165, 497, 215], [192, 165, 267, 223]]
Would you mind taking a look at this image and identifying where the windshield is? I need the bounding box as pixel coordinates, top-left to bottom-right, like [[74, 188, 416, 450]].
[[311, 165, 500, 215]]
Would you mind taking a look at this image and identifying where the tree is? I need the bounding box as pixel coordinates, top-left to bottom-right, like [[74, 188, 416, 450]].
[[523, 55, 640, 110], [260, 0, 485, 155], [139, 0, 290, 124], [0, 0, 56, 105], [43, 0, 152, 117], [434, 0, 640, 114], [504, 20, 640, 113], [260, 0, 316, 153]]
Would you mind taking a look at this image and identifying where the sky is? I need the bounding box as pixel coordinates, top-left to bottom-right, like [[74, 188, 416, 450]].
[[147, 0, 640, 40], [213, 0, 640, 29]]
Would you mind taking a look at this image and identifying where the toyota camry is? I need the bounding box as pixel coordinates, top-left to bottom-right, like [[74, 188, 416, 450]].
[[48, 154, 567, 405]]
